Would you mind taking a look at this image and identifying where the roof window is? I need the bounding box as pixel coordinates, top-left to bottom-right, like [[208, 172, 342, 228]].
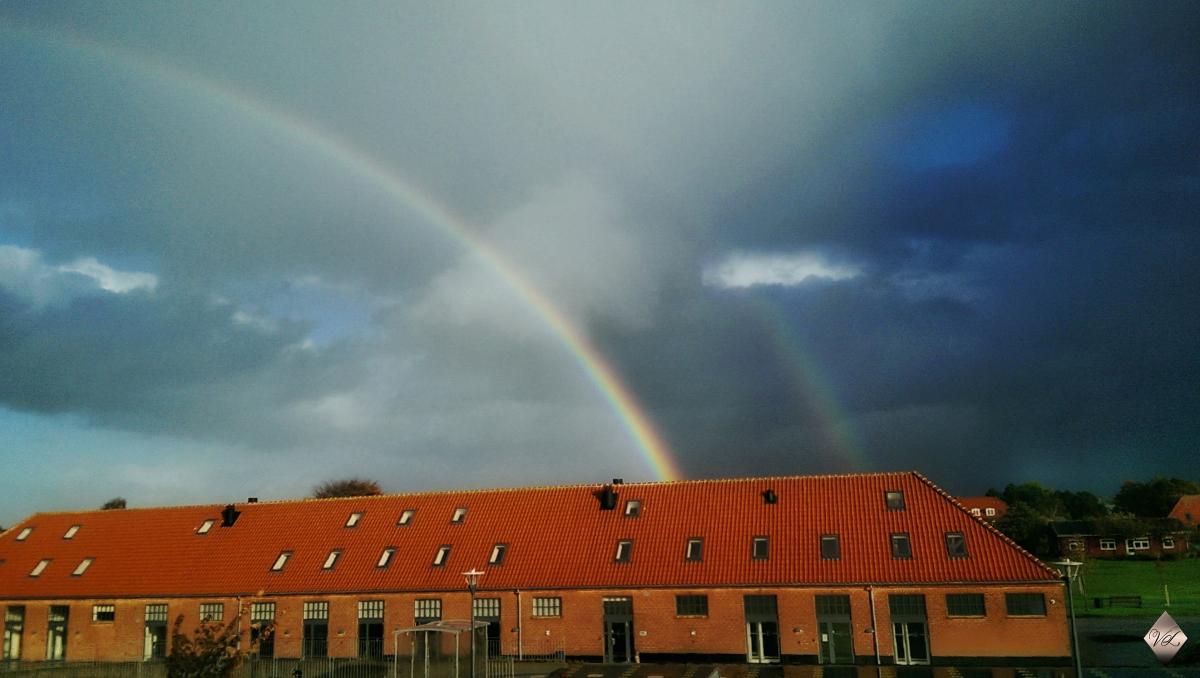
[[346, 512, 363, 528], [271, 551, 292, 572], [971, 508, 981, 516], [377, 548, 396, 569], [490, 543, 508, 565], [890, 533, 913, 559], [433, 545, 451, 567], [197, 519, 215, 535], [945, 532, 968, 558], [322, 550, 341, 570], [624, 500, 641, 517], [30, 559, 50, 577], [72, 558, 93, 576], [752, 536, 770, 560], [398, 509, 415, 526], [63, 525, 80, 540], [820, 534, 841, 560], [16, 527, 32, 541], [885, 490, 906, 511], [451, 507, 467, 524], [985, 507, 996, 516], [614, 540, 633, 563], [685, 537, 703, 562]]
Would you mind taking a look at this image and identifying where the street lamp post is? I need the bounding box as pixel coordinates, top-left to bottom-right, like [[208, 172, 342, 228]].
[[1052, 559, 1084, 678], [463, 569, 485, 678]]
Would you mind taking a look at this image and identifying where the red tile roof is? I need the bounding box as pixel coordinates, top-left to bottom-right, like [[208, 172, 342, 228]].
[[1169, 495, 1200, 527], [0, 472, 1056, 599], [955, 496, 1008, 518]]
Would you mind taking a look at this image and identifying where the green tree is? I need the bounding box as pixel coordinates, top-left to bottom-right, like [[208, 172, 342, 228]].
[[101, 497, 127, 510], [1113, 478, 1200, 517], [166, 609, 263, 678], [1056, 490, 1109, 520], [994, 503, 1058, 556], [312, 477, 383, 498]]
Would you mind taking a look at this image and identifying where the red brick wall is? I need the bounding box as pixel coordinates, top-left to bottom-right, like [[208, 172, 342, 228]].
[[2, 584, 1068, 663]]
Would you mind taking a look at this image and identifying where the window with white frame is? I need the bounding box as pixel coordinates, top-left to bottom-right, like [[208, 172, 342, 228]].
[[1163, 537, 1175, 549], [414, 599, 441, 625], [377, 548, 396, 568], [200, 603, 224, 622], [624, 499, 642, 517], [614, 540, 633, 563], [1126, 537, 1150, 551], [15, 528, 32, 541], [433, 545, 451, 567], [532, 597, 561, 618], [72, 558, 93, 576], [685, 537, 703, 562], [1068, 540, 1082, 551], [197, 519, 215, 535], [1099, 539, 1116, 550], [271, 551, 292, 571], [63, 525, 80, 540], [489, 543, 507, 565], [971, 508, 981, 516], [92, 604, 115, 622], [322, 550, 341, 570], [985, 508, 996, 516], [346, 512, 363, 528], [30, 559, 50, 577], [398, 509, 415, 526], [451, 507, 467, 523]]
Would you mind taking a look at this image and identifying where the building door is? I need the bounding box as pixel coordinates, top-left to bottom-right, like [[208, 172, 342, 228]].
[[815, 594, 854, 665], [744, 595, 780, 664], [45, 606, 68, 661], [888, 595, 929, 666], [474, 598, 501, 658], [3, 606, 24, 661], [602, 598, 635, 663]]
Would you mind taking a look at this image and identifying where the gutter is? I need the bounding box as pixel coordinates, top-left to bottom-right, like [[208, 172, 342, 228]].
[[867, 585, 880, 671]]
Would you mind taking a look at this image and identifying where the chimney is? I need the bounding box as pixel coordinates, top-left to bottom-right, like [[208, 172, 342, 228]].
[[247, 497, 258, 503], [221, 504, 241, 527], [762, 489, 778, 505], [612, 478, 624, 485], [597, 484, 619, 510]]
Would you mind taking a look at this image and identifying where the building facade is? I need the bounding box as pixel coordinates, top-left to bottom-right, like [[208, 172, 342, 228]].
[[0, 473, 1069, 666]]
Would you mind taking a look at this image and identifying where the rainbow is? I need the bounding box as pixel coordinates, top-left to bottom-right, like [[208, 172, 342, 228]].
[[2, 23, 684, 482]]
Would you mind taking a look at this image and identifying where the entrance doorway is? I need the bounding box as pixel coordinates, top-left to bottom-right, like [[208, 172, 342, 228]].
[[815, 594, 854, 665], [888, 595, 930, 666], [602, 598, 635, 663], [744, 595, 780, 664]]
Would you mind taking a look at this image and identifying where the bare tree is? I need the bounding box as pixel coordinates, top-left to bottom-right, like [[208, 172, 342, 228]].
[[312, 478, 383, 498]]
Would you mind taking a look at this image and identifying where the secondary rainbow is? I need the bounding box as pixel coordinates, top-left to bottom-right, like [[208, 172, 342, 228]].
[[5, 24, 683, 482]]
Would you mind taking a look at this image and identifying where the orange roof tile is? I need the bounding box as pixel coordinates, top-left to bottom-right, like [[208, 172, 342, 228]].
[[0, 472, 1057, 599], [1169, 495, 1200, 527]]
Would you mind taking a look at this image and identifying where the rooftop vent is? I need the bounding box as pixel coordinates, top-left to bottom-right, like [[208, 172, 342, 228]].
[[221, 504, 241, 527], [762, 489, 778, 504], [596, 484, 619, 510], [612, 478, 624, 485], [247, 497, 258, 503]]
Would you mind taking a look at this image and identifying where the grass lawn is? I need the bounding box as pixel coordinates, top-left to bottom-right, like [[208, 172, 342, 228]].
[[1068, 557, 1200, 616]]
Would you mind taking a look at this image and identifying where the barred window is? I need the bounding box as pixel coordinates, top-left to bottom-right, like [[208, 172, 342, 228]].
[[945, 532, 968, 558], [200, 603, 224, 622], [675, 595, 708, 617], [1005, 593, 1046, 616], [358, 600, 385, 620], [474, 598, 500, 619], [303, 601, 330, 620], [815, 595, 851, 617], [532, 597, 561, 618], [145, 604, 169, 622], [414, 599, 441, 624], [888, 594, 926, 617], [251, 602, 276, 622], [946, 594, 986, 617], [92, 604, 115, 622], [820, 534, 841, 560]]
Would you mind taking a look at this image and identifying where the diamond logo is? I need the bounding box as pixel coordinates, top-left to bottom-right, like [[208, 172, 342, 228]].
[[1144, 611, 1187, 663]]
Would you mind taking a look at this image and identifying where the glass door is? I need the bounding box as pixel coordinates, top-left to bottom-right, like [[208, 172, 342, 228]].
[[892, 621, 930, 666], [746, 621, 780, 664], [818, 621, 854, 664]]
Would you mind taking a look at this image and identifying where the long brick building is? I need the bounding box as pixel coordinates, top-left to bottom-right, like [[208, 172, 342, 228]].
[[0, 473, 1070, 666]]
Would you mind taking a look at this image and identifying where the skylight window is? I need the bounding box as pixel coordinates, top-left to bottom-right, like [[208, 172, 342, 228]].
[[322, 550, 341, 570], [885, 490, 906, 511], [685, 538, 703, 562], [30, 559, 50, 577], [891, 533, 913, 559], [72, 558, 93, 576], [433, 545, 451, 567], [614, 540, 633, 563], [398, 510, 415, 526], [752, 536, 770, 560], [820, 534, 841, 560], [624, 500, 641, 517], [16, 527, 32, 541], [346, 512, 363, 527], [945, 532, 968, 558], [63, 525, 80, 540], [271, 551, 292, 572], [377, 548, 396, 569], [451, 507, 467, 524], [197, 519, 215, 535], [489, 543, 507, 565]]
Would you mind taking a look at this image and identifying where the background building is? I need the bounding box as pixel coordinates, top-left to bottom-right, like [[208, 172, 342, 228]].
[[0, 473, 1069, 666]]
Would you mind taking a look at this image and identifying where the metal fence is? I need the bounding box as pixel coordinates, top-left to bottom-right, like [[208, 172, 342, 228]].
[[0, 657, 518, 678]]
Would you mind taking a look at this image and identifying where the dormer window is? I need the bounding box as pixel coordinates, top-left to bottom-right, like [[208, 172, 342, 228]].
[[685, 538, 703, 562], [614, 540, 633, 563], [16, 527, 32, 541], [197, 519, 215, 535], [433, 545, 451, 567], [30, 559, 50, 577], [971, 508, 981, 516], [885, 490, 906, 511], [72, 558, 93, 576], [271, 551, 292, 572], [451, 507, 467, 524], [322, 550, 341, 570], [624, 500, 642, 517], [752, 536, 769, 560], [63, 525, 80, 540], [489, 543, 508, 565], [377, 548, 396, 569], [398, 509, 415, 526], [985, 508, 996, 517], [346, 512, 363, 528]]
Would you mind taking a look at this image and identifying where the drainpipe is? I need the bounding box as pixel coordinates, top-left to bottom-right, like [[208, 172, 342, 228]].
[[867, 586, 881, 674], [515, 589, 523, 661]]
